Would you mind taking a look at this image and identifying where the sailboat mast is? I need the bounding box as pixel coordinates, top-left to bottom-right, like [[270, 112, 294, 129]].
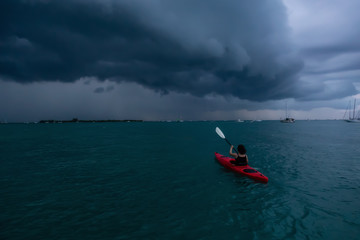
[[349, 100, 352, 119], [353, 99, 356, 120]]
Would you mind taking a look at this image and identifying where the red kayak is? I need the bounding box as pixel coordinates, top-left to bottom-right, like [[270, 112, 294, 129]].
[[215, 152, 268, 183]]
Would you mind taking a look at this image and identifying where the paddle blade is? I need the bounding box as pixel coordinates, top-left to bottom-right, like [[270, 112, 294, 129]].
[[215, 127, 225, 139]]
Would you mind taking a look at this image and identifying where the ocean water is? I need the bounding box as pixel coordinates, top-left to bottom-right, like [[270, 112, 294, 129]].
[[1, 121, 359, 240]]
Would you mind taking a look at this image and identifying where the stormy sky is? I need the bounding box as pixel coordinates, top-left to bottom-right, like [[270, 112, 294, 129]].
[[1, 0, 359, 121]]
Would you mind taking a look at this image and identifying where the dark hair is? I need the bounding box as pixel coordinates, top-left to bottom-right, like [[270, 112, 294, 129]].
[[237, 144, 246, 154]]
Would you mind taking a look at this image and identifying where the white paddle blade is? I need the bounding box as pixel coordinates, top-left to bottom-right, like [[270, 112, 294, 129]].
[[215, 127, 225, 139]]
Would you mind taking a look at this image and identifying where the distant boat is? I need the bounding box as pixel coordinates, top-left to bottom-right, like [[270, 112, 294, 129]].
[[237, 119, 244, 122], [344, 99, 360, 123], [280, 101, 295, 123], [280, 117, 295, 123]]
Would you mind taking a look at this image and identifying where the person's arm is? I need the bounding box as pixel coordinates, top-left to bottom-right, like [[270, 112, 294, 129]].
[[229, 145, 238, 158], [245, 155, 249, 164]]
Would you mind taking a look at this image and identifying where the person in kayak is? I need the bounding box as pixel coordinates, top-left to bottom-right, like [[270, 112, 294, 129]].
[[229, 144, 248, 166]]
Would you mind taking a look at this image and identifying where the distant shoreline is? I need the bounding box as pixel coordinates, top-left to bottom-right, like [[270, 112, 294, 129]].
[[0, 119, 345, 124], [38, 118, 143, 123]]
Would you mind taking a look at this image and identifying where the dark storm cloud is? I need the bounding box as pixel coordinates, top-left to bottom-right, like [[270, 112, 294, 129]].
[[0, 0, 303, 101]]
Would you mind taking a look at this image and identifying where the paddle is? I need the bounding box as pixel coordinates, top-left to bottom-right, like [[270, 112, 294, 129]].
[[215, 127, 238, 154]]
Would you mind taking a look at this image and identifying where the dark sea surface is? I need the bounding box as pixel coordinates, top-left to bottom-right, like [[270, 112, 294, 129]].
[[1, 120, 359, 240]]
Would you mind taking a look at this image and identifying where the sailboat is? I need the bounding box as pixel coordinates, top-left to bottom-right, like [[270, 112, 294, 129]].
[[280, 102, 295, 123], [344, 99, 360, 123]]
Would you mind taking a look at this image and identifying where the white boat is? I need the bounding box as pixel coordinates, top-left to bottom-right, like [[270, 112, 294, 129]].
[[280, 102, 295, 123], [344, 99, 360, 123], [280, 118, 295, 123], [346, 119, 360, 123]]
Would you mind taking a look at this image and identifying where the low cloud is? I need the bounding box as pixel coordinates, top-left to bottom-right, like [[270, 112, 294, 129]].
[[284, 0, 360, 100]]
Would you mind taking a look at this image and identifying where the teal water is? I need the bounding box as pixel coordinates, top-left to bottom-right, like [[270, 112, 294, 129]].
[[1, 121, 359, 239]]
